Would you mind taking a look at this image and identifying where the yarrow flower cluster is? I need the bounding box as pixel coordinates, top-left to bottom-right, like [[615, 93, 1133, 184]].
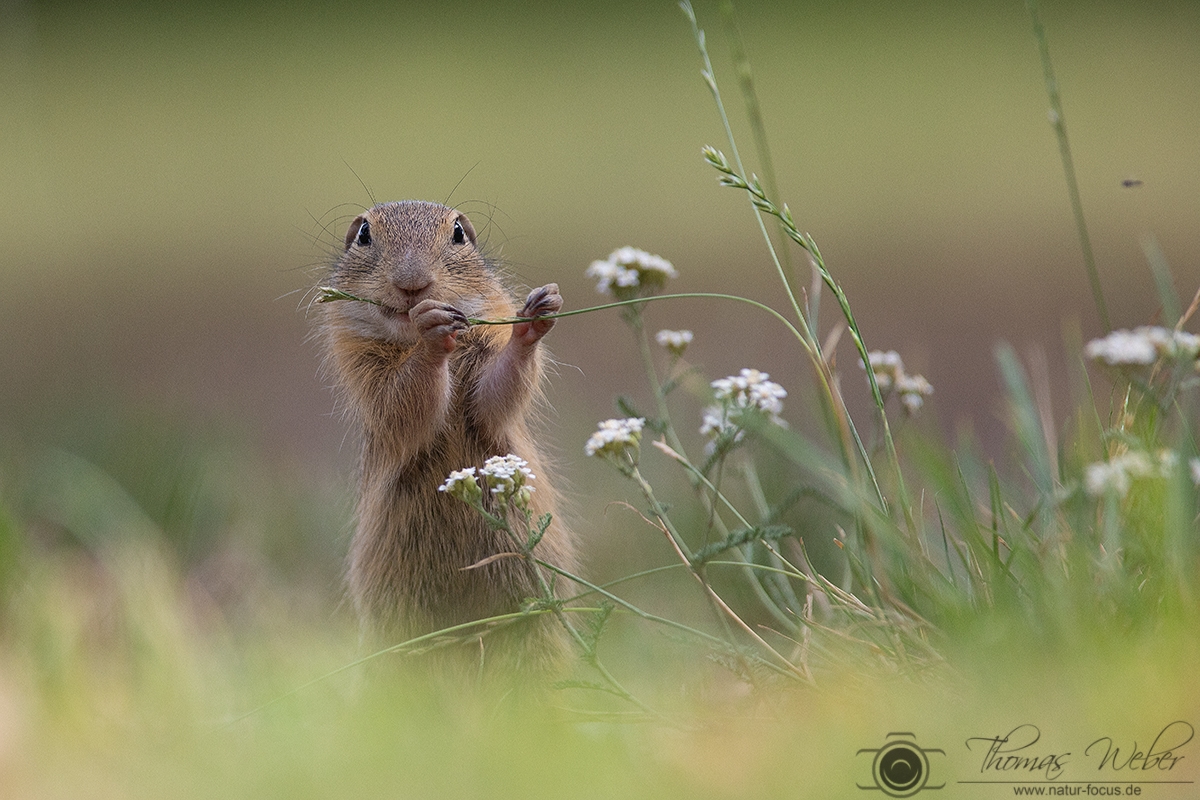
[[585, 247, 678, 299], [866, 351, 903, 392], [711, 368, 787, 419], [701, 368, 787, 453], [1083, 449, 1181, 498], [585, 418, 645, 464], [439, 454, 536, 511], [699, 406, 743, 449], [895, 374, 934, 414], [655, 329, 693, 357], [481, 454, 536, 509], [438, 467, 482, 504], [864, 350, 934, 414], [1084, 326, 1200, 368]]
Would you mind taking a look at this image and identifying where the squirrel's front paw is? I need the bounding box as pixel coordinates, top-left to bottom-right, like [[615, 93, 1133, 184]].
[[513, 283, 562, 347], [411, 299, 468, 353]]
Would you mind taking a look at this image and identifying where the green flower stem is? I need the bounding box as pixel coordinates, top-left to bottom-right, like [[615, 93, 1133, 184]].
[[318, 287, 817, 351], [739, 460, 806, 614], [628, 466, 693, 561], [659, 446, 802, 636], [666, 451, 752, 531], [707, 559, 806, 582], [626, 463, 743, 650], [628, 464, 812, 683], [653, 441, 772, 627], [627, 307, 689, 461], [469, 293, 811, 342]]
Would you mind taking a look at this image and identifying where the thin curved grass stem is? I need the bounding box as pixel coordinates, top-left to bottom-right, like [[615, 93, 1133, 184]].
[[536, 559, 795, 681], [560, 564, 686, 603], [628, 465, 812, 683]]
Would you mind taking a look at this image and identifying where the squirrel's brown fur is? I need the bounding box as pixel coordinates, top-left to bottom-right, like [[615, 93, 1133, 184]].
[[319, 200, 576, 673]]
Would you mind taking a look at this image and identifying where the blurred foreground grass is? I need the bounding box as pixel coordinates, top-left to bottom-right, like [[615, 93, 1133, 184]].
[[0, 477, 1194, 799]]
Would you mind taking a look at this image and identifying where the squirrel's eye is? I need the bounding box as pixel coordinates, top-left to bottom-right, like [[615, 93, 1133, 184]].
[[343, 215, 370, 250], [451, 215, 477, 245]]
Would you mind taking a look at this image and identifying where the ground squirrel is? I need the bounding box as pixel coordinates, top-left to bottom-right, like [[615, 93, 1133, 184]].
[[319, 200, 577, 673]]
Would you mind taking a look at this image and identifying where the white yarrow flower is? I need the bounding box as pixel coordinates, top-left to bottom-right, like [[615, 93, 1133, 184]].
[[865, 350, 904, 393], [477, 454, 536, 511], [1085, 330, 1158, 366], [439, 467, 482, 504], [585, 247, 676, 298], [585, 259, 636, 294], [1085, 326, 1200, 367], [896, 373, 934, 414], [702, 368, 788, 454], [1083, 449, 1179, 498], [610, 246, 678, 280], [585, 417, 645, 462], [710, 368, 787, 422], [655, 329, 693, 356], [1084, 461, 1131, 498], [864, 349, 933, 415], [699, 405, 744, 454]]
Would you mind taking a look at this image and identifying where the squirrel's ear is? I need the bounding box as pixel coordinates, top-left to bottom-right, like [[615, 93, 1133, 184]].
[[451, 213, 477, 246], [345, 215, 370, 251]]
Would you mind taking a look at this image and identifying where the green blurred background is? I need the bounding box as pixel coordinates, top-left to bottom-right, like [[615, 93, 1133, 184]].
[[1, 0, 1198, 794], [3, 0, 1199, 605]]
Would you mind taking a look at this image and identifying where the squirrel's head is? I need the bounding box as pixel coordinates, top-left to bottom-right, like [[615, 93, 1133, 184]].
[[326, 201, 498, 343]]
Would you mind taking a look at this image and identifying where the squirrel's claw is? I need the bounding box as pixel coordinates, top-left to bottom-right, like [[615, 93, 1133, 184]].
[[411, 300, 468, 353], [520, 283, 563, 319], [513, 283, 562, 347]]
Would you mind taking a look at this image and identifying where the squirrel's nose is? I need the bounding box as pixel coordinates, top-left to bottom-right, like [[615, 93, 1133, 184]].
[[390, 260, 433, 296]]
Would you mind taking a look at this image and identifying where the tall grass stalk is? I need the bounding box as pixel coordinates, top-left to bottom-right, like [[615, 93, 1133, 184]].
[[716, 0, 798, 299], [1025, 0, 1111, 331]]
